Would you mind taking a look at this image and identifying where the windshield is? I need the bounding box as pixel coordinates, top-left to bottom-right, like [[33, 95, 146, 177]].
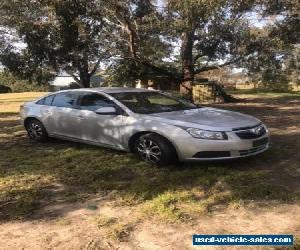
[[111, 91, 198, 114]]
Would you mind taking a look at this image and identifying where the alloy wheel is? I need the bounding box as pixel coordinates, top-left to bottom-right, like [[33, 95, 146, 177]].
[[27, 121, 43, 139], [136, 138, 162, 164]]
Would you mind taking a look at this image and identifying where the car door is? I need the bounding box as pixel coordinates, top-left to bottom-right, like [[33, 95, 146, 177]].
[[76, 92, 126, 149], [36, 94, 56, 133], [46, 91, 82, 139]]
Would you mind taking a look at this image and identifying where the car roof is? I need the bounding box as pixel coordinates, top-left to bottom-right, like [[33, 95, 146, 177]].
[[53, 87, 157, 95], [94, 87, 156, 93]]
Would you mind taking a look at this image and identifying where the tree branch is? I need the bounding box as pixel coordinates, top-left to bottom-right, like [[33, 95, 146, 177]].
[[66, 71, 80, 83], [193, 53, 204, 63], [114, 8, 138, 59], [194, 57, 242, 74], [141, 60, 181, 80], [122, 56, 182, 81]]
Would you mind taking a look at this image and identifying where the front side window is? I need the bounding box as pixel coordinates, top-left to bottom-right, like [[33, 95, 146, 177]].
[[52, 92, 79, 108], [78, 93, 116, 111], [111, 91, 197, 114]]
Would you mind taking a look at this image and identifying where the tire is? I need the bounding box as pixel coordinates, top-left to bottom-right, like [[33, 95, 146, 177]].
[[134, 133, 177, 166], [25, 119, 48, 142]]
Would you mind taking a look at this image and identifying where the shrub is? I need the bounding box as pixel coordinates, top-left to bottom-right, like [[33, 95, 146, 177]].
[[0, 72, 49, 92]]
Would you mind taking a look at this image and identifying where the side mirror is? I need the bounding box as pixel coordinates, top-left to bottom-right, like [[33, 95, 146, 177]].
[[95, 106, 118, 115]]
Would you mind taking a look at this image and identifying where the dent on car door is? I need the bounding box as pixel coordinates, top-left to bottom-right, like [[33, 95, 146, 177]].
[[77, 92, 125, 149], [47, 92, 82, 139]]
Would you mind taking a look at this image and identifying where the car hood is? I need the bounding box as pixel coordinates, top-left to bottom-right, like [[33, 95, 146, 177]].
[[145, 107, 261, 131]]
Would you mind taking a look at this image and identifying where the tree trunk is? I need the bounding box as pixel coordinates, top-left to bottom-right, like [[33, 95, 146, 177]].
[[79, 54, 91, 88], [79, 70, 91, 88], [180, 30, 195, 101]]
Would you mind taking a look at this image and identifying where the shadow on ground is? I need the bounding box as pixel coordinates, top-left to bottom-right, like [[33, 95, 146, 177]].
[[0, 95, 299, 222]]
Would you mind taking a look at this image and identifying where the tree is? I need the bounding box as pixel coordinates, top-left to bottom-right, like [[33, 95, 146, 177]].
[[1, 0, 112, 87], [1, 0, 296, 95], [165, 0, 258, 98], [106, 0, 271, 99], [0, 44, 55, 84], [241, 0, 299, 88], [263, 0, 300, 44], [103, 0, 178, 84], [243, 32, 299, 89]]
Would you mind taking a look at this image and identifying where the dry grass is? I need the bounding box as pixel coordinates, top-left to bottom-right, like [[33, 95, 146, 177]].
[[0, 91, 299, 222], [0, 92, 47, 113], [95, 214, 135, 241], [229, 89, 300, 99], [0, 91, 299, 248]]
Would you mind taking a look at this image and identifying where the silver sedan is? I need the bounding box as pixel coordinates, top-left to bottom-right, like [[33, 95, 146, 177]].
[[20, 88, 269, 165]]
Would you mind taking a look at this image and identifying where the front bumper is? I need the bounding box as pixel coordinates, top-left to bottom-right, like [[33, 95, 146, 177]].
[[172, 130, 270, 161], [184, 144, 269, 161]]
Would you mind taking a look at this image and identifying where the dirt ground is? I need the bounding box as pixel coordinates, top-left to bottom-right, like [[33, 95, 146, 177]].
[[0, 93, 299, 250]]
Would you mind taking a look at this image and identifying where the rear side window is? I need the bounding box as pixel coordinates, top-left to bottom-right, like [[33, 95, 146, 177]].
[[36, 95, 54, 106], [52, 92, 79, 108]]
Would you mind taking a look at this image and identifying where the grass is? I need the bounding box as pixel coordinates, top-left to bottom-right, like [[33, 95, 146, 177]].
[[228, 88, 300, 97], [0, 92, 47, 113], [0, 92, 299, 223], [95, 215, 135, 241]]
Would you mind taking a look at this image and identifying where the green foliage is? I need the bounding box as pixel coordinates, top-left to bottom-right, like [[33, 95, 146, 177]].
[[166, 0, 266, 67], [103, 0, 176, 85], [264, 0, 300, 44], [0, 0, 112, 87], [241, 0, 300, 87], [0, 72, 49, 92], [243, 32, 299, 89], [107, 0, 288, 94], [0, 47, 55, 85], [0, 0, 298, 92]]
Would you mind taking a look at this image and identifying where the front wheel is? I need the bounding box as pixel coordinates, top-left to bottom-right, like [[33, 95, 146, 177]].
[[25, 119, 48, 142], [134, 133, 177, 166]]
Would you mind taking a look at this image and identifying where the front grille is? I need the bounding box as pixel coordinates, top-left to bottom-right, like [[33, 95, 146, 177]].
[[193, 151, 231, 158], [235, 125, 266, 139], [239, 145, 267, 156]]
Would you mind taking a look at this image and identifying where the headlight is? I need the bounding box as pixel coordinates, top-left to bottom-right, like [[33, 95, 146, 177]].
[[186, 128, 228, 140], [263, 124, 269, 133]]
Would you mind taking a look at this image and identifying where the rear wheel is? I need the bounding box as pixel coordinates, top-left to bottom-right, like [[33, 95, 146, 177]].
[[134, 133, 176, 166], [25, 119, 48, 142]]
